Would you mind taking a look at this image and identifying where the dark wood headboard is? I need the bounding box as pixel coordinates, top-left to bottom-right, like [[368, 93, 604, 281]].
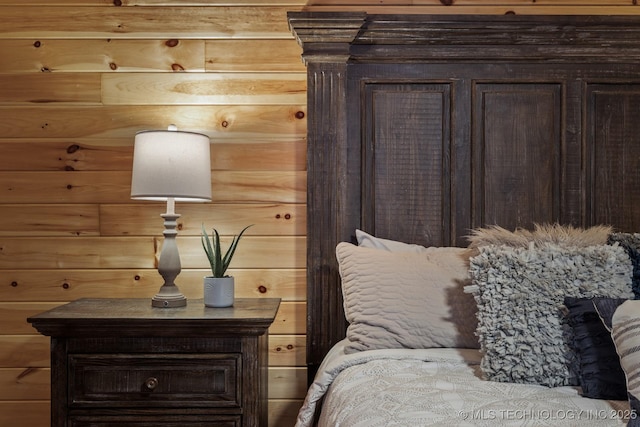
[[288, 12, 640, 381]]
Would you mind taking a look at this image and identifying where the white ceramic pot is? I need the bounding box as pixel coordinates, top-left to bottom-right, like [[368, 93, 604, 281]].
[[203, 276, 234, 308]]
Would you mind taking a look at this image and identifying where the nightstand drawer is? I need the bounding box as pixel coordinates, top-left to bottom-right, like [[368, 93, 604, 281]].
[[69, 354, 241, 408], [70, 415, 241, 427]]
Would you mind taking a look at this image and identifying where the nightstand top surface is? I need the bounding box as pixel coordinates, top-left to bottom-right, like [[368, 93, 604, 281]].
[[28, 298, 281, 337]]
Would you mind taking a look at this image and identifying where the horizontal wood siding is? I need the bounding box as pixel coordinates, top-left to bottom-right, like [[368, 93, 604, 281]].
[[0, 1, 637, 427]]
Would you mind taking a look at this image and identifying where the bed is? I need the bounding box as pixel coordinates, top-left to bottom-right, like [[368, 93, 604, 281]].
[[287, 12, 640, 426]]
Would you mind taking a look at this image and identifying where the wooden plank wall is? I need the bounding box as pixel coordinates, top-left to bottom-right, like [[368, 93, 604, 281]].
[[0, 1, 637, 427]]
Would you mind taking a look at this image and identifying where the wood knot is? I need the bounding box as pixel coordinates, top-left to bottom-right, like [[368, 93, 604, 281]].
[[67, 144, 80, 154], [258, 285, 267, 294], [171, 63, 185, 72], [113, 0, 122, 6], [109, 62, 118, 70], [165, 39, 179, 48], [295, 111, 305, 119], [11, 281, 18, 287], [33, 41, 41, 48], [18, 368, 38, 381], [62, 283, 70, 289], [439, 0, 453, 4]]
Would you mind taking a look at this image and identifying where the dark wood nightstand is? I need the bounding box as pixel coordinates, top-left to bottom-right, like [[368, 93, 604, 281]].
[[28, 298, 280, 427]]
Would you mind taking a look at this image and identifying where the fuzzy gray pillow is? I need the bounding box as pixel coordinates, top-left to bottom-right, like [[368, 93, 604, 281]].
[[466, 243, 633, 387]]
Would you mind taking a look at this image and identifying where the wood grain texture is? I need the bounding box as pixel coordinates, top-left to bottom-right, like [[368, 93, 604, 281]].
[[5, 301, 304, 335], [0, 399, 300, 427], [0, 0, 631, 4], [28, 298, 280, 335], [0, 0, 306, 4], [0, 6, 299, 39], [0, 138, 306, 171], [0, 368, 50, 400], [363, 82, 450, 246], [0, 74, 101, 104], [102, 72, 306, 105], [0, 335, 49, 367], [268, 367, 308, 399], [0, 203, 306, 236], [269, 301, 306, 335], [587, 85, 640, 230], [0, 402, 49, 427], [0, 236, 305, 269], [474, 83, 560, 229], [1, 2, 636, 426], [0, 367, 304, 421], [269, 399, 304, 427], [100, 203, 305, 236], [0, 105, 307, 138], [206, 39, 305, 72], [0, 334, 304, 368], [0, 302, 62, 334], [0, 171, 305, 203], [268, 335, 306, 367], [0, 39, 205, 73], [1, 269, 305, 302], [0, 204, 100, 236]]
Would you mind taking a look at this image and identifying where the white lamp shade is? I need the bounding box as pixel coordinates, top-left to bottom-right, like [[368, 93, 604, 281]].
[[131, 129, 212, 202]]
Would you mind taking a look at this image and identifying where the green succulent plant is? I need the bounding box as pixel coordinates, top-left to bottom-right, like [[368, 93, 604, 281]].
[[201, 224, 253, 278]]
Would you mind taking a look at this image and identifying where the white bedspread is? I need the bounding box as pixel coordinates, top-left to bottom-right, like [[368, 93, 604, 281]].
[[295, 340, 631, 427]]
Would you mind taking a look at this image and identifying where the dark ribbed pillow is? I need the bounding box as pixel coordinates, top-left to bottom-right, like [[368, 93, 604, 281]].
[[564, 296, 627, 400]]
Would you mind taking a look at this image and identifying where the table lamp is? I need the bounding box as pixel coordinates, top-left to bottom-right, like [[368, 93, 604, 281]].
[[131, 125, 211, 307]]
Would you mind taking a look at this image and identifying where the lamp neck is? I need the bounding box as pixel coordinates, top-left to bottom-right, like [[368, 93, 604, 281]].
[[166, 197, 175, 215]]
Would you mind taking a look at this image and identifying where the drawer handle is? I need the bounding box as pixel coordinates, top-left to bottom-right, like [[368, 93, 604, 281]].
[[144, 377, 159, 391]]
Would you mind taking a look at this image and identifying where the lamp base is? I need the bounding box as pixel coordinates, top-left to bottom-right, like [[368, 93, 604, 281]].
[[152, 209, 187, 308], [152, 293, 187, 308]]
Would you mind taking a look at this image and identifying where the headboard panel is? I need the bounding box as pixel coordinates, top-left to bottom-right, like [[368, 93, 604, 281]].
[[288, 12, 640, 381]]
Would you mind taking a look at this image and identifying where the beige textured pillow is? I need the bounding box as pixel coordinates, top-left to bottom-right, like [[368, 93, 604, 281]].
[[336, 242, 479, 353], [356, 229, 428, 253]]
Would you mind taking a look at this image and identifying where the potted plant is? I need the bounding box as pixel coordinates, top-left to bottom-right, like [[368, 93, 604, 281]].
[[201, 224, 252, 307]]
